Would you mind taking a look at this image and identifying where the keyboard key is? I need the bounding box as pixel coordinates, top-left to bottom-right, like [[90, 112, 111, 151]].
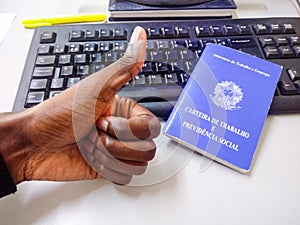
[[54, 67, 61, 78], [289, 36, 300, 46], [141, 62, 154, 73], [51, 78, 64, 89], [104, 52, 118, 62], [173, 40, 187, 49], [186, 40, 200, 50], [61, 66, 73, 76], [90, 53, 102, 62], [69, 30, 84, 42], [40, 32, 56, 43], [90, 63, 105, 74], [195, 26, 209, 37], [224, 25, 239, 35], [147, 27, 160, 39], [113, 28, 127, 40], [238, 25, 252, 35], [53, 44, 66, 54], [68, 44, 81, 53], [84, 30, 98, 41], [67, 77, 80, 87], [292, 46, 300, 57], [253, 24, 271, 34], [149, 74, 162, 86], [180, 50, 197, 60], [146, 41, 157, 50], [201, 38, 217, 46], [209, 25, 224, 36], [99, 42, 111, 52], [33, 67, 54, 77], [263, 46, 280, 58], [30, 79, 47, 90], [36, 55, 56, 65], [155, 62, 170, 73], [74, 54, 87, 64], [282, 23, 296, 33], [38, 45, 52, 54], [99, 29, 112, 40], [294, 80, 300, 90], [161, 27, 176, 38], [164, 73, 178, 85], [26, 92, 45, 104], [133, 75, 147, 86], [178, 73, 189, 85], [259, 37, 274, 47], [113, 42, 126, 51], [195, 49, 203, 57], [157, 40, 170, 50], [58, 55, 71, 65], [287, 68, 300, 81], [49, 91, 62, 98], [270, 24, 284, 34], [278, 46, 295, 58], [273, 37, 289, 47], [77, 65, 89, 75], [83, 43, 96, 52], [150, 51, 164, 61], [165, 50, 179, 61], [184, 60, 197, 73], [229, 37, 256, 48], [216, 38, 230, 46], [176, 27, 190, 37], [279, 80, 298, 95], [171, 61, 185, 72]]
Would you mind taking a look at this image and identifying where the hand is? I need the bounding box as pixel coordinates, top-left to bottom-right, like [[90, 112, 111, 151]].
[[0, 26, 161, 185]]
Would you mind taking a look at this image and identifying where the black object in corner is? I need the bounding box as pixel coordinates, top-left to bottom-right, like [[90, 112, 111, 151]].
[[0, 155, 17, 198]]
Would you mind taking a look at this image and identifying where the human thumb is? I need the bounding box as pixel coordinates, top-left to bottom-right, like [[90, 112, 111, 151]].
[[106, 26, 147, 93], [70, 26, 147, 135], [82, 26, 147, 101]]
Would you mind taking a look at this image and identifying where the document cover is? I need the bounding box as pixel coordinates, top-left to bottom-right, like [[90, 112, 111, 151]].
[[163, 43, 282, 173]]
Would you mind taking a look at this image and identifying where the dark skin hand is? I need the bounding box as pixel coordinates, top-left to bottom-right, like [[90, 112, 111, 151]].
[[0, 26, 161, 186]]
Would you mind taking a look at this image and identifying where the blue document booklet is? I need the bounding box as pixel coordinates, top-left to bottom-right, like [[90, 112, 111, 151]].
[[163, 43, 282, 173]]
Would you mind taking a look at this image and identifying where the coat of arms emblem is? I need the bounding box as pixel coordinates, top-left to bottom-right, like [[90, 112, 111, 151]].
[[210, 81, 243, 111]]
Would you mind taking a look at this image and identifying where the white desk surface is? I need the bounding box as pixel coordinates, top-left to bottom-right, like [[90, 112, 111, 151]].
[[0, 0, 300, 224]]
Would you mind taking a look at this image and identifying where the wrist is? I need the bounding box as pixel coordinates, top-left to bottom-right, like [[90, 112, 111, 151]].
[[0, 109, 33, 184]]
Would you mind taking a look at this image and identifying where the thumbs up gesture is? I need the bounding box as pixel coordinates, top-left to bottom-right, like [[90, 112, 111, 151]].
[[2, 27, 161, 185]]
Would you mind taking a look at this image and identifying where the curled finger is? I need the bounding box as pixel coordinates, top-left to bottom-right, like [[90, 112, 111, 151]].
[[96, 130, 156, 162], [93, 148, 148, 175], [93, 160, 133, 185]]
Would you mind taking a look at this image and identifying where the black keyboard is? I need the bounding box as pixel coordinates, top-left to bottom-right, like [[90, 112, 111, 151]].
[[13, 17, 300, 120]]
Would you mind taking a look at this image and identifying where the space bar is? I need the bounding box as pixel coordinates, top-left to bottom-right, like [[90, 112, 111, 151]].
[[118, 85, 183, 119], [118, 85, 183, 101]]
